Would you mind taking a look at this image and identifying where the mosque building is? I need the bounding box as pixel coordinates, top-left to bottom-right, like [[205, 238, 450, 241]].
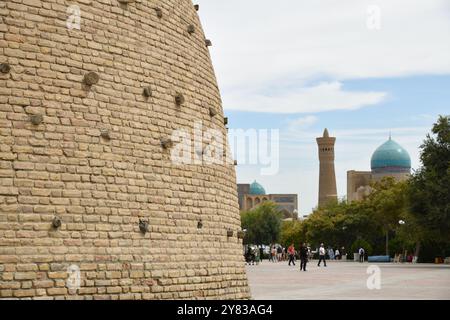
[[237, 181, 299, 220], [347, 135, 412, 202]]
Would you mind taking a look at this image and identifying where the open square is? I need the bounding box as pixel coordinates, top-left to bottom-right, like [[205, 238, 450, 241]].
[[247, 261, 450, 300]]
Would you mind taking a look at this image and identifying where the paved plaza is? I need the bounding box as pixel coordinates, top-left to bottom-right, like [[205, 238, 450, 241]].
[[246, 260, 450, 300]]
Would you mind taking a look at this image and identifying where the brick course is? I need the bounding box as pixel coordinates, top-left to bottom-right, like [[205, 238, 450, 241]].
[[0, 0, 250, 299]]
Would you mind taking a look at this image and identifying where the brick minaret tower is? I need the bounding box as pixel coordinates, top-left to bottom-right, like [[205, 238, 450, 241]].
[[317, 129, 337, 207]]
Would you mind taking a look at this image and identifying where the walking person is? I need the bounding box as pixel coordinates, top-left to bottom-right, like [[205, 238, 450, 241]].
[[271, 245, 277, 263], [317, 243, 327, 267], [359, 247, 365, 263], [277, 245, 282, 262], [335, 248, 340, 260], [288, 243, 296, 266], [250, 246, 256, 265], [299, 243, 308, 271], [328, 247, 335, 260], [307, 246, 312, 261]]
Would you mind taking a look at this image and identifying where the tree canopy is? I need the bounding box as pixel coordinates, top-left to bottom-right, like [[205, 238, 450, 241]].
[[409, 115, 450, 244], [241, 116, 450, 261], [240, 202, 283, 245]]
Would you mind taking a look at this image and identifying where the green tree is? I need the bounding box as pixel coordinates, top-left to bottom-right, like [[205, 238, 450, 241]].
[[351, 238, 373, 256], [368, 177, 409, 255], [304, 209, 336, 246], [240, 202, 283, 245], [292, 180, 411, 256], [280, 220, 306, 247], [409, 115, 450, 257], [301, 199, 379, 250]]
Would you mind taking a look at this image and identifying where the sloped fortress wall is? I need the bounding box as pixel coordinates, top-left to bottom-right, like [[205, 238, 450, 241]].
[[0, 0, 250, 299]]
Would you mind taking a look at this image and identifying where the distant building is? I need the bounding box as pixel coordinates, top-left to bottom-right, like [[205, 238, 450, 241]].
[[347, 136, 411, 202], [237, 183, 250, 210], [317, 128, 338, 207], [237, 181, 299, 220]]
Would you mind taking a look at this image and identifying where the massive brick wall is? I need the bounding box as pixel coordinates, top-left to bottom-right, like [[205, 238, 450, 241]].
[[0, 0, 250, 299]]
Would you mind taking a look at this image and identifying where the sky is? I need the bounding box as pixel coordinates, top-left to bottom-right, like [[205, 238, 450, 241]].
[[196, 0, 450, 214]]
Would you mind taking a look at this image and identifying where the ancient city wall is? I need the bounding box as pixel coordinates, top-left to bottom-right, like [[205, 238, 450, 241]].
[[0, 0, 250, 299]]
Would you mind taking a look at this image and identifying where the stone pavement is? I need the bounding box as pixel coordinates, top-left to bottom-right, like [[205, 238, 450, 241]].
[[246, 260, 450, 300]]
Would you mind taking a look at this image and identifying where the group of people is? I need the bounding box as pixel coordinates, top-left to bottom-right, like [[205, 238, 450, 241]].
[[285, 243, 328, 270], [268, 245, 284, 262], [393, 251, 417, 263], [285, 243, 351, 270], [248, 243, 366, 269], [326, 246, 346, 260], [283, 243, 310, 271], [244, 245, 259, 265], [266, 244, 310, 266]]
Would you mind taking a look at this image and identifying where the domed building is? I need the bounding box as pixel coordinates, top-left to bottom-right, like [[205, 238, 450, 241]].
[[237, 181, 299, 220], [249, 181, 267, 195], [347, 136, 411, 202], [370, 137, 411, 181]]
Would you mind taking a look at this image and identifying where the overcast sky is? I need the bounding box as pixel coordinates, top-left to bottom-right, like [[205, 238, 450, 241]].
[[196, 0, 450, 214]]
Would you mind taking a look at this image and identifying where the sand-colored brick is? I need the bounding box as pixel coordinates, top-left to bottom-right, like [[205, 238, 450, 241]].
[[0, 0, 249, 300]]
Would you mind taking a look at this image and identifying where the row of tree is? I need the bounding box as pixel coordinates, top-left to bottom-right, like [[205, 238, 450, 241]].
[[240, 115, 450, 262]]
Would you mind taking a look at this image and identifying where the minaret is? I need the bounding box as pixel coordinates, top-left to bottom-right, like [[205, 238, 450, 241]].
[[317, 128, 337, 207]]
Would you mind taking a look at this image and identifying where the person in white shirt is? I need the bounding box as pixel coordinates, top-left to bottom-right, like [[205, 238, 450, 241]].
[[317, 243, 327, 267], [359, 247, 365, 263]]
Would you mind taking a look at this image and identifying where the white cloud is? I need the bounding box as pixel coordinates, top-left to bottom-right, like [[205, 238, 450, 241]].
[[225, 82, 387, 114], [198, 0, 450, 87], [197, 0, 450, 112], [288, 115, 318, 131], [195, 0, 446, 212], [410, 114, 436, 121]]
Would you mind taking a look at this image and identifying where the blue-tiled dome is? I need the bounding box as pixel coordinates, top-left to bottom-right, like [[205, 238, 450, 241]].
[[371, 138, 411, 170], [249, 181, 266, 195]]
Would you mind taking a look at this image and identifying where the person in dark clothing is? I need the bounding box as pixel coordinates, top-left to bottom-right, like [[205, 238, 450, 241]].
[[277, 246, 282, 262], [299, 243, 308, 271], [245, 246, 255, 265]]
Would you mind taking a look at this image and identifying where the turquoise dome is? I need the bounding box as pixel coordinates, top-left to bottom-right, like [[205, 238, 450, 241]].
[[371, 138, 411, 170], [249, 181, 266, 195]]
